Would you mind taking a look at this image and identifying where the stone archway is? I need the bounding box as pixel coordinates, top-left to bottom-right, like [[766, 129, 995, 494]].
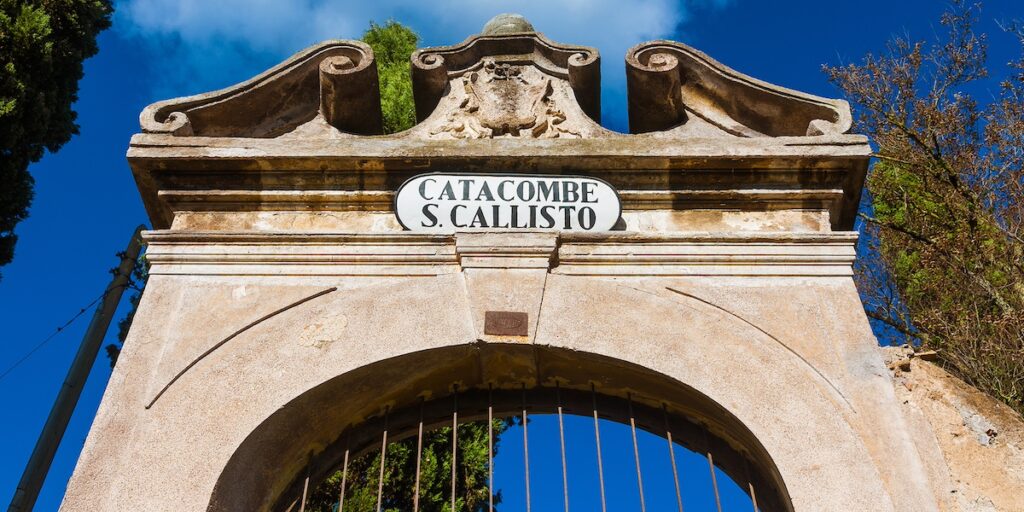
[[61, 255, 915, 511], [208, 344, 793, 512], [61, 14, 945, 512]]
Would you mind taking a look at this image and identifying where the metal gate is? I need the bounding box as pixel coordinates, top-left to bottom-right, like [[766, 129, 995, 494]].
[[281, 384, 787, 512]]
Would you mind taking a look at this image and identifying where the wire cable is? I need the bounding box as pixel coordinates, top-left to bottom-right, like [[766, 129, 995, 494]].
[[0, 285, 126, 384]]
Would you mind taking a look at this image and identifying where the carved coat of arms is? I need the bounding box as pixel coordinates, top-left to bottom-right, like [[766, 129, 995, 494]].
[[430, 59, 580, 139]]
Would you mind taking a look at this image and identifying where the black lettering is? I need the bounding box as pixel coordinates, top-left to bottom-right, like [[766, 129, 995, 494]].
[[451, 204, 467, 227], [538, 180, 560, 202], [559, 205, 575, 229], [581, 181, 597, 203], [438, 182, 456, 200], [539, 205, 556, 228], [458, 179, 473, 200], [476, 181, 495, 201], [517, 181, 536, 201], [492, 205, 508, 228], [529, 205, 538, 227], [418, 178, 436, 200], [421, 203, 439, 227], [510, 204, 525, 228], [562, 181, 579, 203], [470, 207, 489, 228], [579, 207, 596, 229], [498, 180, 515, 201]]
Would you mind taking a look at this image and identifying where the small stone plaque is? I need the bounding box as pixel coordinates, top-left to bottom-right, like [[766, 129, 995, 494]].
[[484, 311, 529, 336]]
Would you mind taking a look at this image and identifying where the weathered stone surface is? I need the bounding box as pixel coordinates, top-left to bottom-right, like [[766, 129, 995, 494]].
[[127, 133, 870, 231], [417, 59, 597, 139], [140, 40, 381, 137], [885, 348, 1024, 511], [136, 15, 854, 142], [61, 229, 947, 512], [58, 13, 998, 512], [318, 52, 383, 134], [167, 209, 833, 234], [410, 27, 602, 127], [626, 40, 852, 136], [481, 13, 535, 35]]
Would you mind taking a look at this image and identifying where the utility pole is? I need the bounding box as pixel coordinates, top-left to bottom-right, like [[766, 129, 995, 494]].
[[8, 225, 145, 512]]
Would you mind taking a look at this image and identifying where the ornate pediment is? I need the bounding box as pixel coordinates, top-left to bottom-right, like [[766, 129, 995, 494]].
[[136, 14, 854, 141], [416, 58, 596, 139], [404, 16, 605, 139], [139, 40, 382, 138], [626, 40, 852, 137], [127, 14, 872, 239]]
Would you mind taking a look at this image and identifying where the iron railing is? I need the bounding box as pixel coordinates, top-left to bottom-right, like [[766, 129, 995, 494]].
[[280, 384, 785, 512]]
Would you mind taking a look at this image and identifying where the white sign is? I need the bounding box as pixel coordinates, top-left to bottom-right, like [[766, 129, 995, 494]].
[[395, 174, 621, 232]]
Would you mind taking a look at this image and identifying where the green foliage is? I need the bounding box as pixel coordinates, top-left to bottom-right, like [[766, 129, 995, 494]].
[[827, 2, 1024, 413], [106, 251, 148, 367], [361, 21, 418, 134], [305, 420, 508, 512], [0, 0, 113, 274]]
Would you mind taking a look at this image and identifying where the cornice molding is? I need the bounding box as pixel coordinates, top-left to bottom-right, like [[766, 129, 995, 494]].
[[142, 230, 857, 277]]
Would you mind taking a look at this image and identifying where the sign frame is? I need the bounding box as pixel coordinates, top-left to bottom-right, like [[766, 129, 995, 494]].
[[393, 172, 623, 232]]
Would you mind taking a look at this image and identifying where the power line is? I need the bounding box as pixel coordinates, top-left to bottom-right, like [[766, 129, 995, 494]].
[[8, 225, 145, 512], [0, 284, 127, 385]]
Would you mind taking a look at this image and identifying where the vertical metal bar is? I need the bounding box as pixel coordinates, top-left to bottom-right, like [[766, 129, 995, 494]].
[[414, 397, 424, 512], [451, 385, 459, 512], [591, 384, 607, 512], [376, 406, 390, 512], [663, 404, 684, 512], [703, 428, 723, 512], [556, 382, 570, 512], [299, 471, 310, 512], [627, 393, 647, 512], [707, 451, 723, 512], [337, 439, 350, 512], [488, 384, 494, 512], [743, 458, 760, 512], [522, 383, 532, 512]]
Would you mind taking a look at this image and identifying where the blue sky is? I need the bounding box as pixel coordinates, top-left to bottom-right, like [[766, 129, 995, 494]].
[[1, 0, 1022, 510]]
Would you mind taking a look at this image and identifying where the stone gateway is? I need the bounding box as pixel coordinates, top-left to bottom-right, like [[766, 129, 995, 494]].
[[58, 13, 1021, 512]]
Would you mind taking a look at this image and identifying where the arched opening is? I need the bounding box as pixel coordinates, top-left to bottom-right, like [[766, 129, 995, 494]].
[[208, 344, 792, 511]]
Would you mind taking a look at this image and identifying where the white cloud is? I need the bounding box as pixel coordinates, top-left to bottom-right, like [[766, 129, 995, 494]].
[[115, 0, 728, 128]]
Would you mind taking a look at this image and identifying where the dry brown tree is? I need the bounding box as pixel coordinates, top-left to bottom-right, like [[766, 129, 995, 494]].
[[825, 1, 1023, 414]]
